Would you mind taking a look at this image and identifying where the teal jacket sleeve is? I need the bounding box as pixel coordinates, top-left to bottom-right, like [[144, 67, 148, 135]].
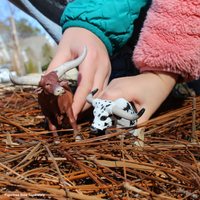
[[60, 0, 149, 56]]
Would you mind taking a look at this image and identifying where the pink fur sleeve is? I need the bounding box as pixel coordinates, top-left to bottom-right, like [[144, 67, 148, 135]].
[[133, 0, 200, 82]]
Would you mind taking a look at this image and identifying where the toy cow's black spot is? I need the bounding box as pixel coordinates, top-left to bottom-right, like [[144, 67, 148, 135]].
[[106, 104, 111, 107], [100, 116, 107, 121], [113, 114, 122, 120], [124, 103, 131, 112], [104, 122, 108, 126], [130, 120, 136, 126], [98, 114, 101, 117]]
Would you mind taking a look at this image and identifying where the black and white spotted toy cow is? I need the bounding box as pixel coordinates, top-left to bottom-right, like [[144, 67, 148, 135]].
[[86, 89, 145, 136]]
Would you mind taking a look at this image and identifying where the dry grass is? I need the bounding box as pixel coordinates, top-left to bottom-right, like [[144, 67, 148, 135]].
[[0, 84, 200, 199]]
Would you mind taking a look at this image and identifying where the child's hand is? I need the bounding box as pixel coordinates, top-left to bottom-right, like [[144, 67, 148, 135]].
[[47, 27, 179, 122], [98, 71, 179, 123], [47, 27, 111, 118]]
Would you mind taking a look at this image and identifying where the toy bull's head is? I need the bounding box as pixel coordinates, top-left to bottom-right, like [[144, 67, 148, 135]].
[[9, 46, 87, 90], [33, 71, 68, 96], [86, 89, 145, 132]]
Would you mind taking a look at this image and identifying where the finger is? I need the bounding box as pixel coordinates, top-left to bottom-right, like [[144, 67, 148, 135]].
[[46, 32, 74, 74], [92, 60, 111, 91], [72, 55, 111, 118], [80, 61, 111, 113], [72, 56, 97, 118], [46, 51, 72, 74]]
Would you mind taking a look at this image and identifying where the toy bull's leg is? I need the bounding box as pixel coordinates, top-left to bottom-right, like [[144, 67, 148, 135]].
[[41, 107, 58, 138], [66, 108, 79, 135], [65, 107, 83, 141]]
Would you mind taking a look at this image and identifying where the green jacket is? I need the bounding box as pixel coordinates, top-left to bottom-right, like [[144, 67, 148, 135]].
[[60, 0, 149, 56]]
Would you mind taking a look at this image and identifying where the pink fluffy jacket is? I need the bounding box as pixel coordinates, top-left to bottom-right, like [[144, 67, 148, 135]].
[[133, 0, 200, 82]]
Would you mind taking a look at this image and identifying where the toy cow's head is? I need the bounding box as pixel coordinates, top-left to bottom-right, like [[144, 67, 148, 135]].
[[86, 89, 145, 132], [9, 46, 87, 94]]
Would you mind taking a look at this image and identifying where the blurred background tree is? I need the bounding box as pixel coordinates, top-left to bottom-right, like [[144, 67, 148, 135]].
[[0, 17, 42, 41], [42, 42, 53, 70], [0, 1, 57, 76], [16, 18, 41, 39], [0, 21, 12, 42]]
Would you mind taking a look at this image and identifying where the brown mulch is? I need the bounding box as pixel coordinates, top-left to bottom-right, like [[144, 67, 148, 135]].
[[0, 84, 200, 200]]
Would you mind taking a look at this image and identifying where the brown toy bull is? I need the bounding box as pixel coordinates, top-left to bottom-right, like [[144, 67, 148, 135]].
[[9, 46, 87, 139]]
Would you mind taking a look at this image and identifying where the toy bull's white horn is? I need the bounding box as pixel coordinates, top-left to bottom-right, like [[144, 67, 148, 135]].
[[9, 45, 87, 86], [9, 73, 42, 86], [86, 88, 98, 104], [112, 106, 145, 121], [54, 45, 87, 78]]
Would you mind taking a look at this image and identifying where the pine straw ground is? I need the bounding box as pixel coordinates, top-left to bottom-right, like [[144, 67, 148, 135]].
[[0, 83, 200, 200]]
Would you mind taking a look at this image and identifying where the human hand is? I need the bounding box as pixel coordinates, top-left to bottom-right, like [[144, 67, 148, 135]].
[[47, 27, 111, 118], [98, 71, 179, 123]]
